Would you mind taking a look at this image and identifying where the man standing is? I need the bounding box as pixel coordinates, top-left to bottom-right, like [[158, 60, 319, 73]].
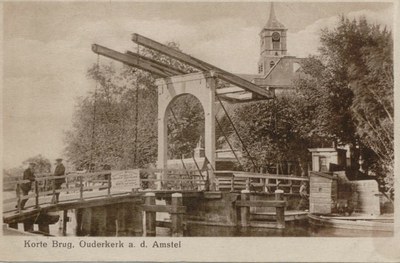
[[297, 181, 309, 211], [17, 162, 36, 209], [52, 158, 66, 203]]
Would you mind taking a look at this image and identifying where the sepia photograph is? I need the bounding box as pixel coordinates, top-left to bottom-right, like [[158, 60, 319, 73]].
[[1, 0, 398, 261]]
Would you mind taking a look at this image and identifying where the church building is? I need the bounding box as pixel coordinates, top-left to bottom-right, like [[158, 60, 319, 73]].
[[241, 3, 303, 94]]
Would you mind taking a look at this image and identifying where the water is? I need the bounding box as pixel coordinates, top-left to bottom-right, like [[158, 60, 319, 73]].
[[43, 210, 391, 237], [4, 191, 392, 237]]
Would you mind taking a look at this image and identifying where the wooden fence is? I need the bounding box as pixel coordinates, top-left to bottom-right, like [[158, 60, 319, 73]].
[[214, 171, 309, 194], [3, 169, 207, 214]]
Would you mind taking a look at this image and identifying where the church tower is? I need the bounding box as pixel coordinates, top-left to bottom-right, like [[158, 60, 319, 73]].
[[258, 3, 287, 75]]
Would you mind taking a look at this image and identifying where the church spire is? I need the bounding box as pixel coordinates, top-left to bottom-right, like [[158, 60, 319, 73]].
[[265, 2, 285, 30]]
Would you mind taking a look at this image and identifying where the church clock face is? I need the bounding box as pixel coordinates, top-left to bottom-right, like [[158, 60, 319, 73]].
[[272, 32, 280, 41]]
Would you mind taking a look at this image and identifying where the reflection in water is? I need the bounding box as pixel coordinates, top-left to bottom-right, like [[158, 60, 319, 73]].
[[47, 211, 392, 238]]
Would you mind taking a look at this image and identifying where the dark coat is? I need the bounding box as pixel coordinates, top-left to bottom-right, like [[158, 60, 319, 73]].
[[21, 168, 35, 192], [54, 163, 66, 184]]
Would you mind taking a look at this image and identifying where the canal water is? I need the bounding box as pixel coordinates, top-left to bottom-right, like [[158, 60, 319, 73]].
[[43, 210, 392, 238], [5, 191, 391, 238]]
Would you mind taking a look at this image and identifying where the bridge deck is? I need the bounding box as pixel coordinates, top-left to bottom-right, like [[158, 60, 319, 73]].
[[3, 189, 203, 224]]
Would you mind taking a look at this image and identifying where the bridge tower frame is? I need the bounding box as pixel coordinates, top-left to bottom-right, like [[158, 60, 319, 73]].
[[156, 72, 217, 190]]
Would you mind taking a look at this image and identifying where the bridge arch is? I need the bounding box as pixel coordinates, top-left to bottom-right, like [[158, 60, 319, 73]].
[[164, 93, 205, 159], [156, 72, 216, 189]]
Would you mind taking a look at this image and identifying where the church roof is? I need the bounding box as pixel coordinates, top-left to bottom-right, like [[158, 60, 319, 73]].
[[264, 3, 286, 30]]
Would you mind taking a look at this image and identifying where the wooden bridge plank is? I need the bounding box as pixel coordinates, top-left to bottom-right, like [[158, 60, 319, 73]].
[[236, 200, 286, 207]]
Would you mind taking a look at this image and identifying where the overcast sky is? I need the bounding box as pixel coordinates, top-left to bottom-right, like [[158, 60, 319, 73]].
[[2, 1, 394, 169]]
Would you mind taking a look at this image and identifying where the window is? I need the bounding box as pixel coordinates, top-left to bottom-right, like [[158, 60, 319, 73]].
[[259, 64, 264, 73], [273, 41, 280, 50]]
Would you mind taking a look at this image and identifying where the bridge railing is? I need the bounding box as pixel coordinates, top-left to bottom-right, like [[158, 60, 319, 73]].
[[3, 171, 114, 213], [138, 168, 208, 191], [214, 171, 309, 194], [3, 168, 209, 214]]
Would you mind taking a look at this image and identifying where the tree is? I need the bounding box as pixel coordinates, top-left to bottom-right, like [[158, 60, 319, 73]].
[[296, 16, 393, 193], [3, 155, 52, 191], [64, 42, 202, 170], [23, 154, 52, 174]]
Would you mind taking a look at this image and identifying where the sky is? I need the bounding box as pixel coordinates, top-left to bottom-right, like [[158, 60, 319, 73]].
[[2, 1, 394, 169]]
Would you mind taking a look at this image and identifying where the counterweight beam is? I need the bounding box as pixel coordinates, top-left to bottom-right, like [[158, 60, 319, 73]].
[[131, 33, 274, 99], [92, 44, 172, 78]]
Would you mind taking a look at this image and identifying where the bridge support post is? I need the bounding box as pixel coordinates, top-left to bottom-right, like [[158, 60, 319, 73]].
[[132, 203, 143, 236], [240, 190, 250, 227], [81, 207, 92, 236], [145, 193, 156, 236], [38, 222, 49, 234], [171, 193, 184, 237], [275, 189, 285, 229], [62, 210, 68, 236]]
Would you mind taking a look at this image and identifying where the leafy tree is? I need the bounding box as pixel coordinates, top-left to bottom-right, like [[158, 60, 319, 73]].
[[296, 16, 393, 193], [23, 154, 52, 174], [167, 95, 204, 159], [3, 155, 52, 191], [64, 42, 202, 170]]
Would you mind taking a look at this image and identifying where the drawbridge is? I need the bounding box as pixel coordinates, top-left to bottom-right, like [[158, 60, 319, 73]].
[[4, 34, 309, 236]]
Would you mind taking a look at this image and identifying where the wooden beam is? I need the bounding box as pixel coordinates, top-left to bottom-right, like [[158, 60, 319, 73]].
[[131, 33, 274, 99], [92, 44, 170, 78], [216, 86, 245, 95], [126, 50, 187, 76]]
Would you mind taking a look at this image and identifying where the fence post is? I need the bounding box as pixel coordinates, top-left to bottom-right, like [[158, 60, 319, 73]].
[[145, 193, 156, 237], [246, 178, 250, 191], [35, 181, 39, 209], [275, 189, 285, 229], [231, 175, 234, 192], [16, 183, 21, 213], [79, 175, 84, 200], [240, 190, 250, 227], [171, 193, 184, 237], [263, 178, 267, 193]]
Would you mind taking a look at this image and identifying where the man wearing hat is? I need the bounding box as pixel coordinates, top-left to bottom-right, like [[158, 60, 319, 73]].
[[52, 158, 66, 203], [17, 162, 36, 209]]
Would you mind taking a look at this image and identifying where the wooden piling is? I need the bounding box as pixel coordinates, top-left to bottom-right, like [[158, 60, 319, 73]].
[[240, 190, 250, 227], [132, 203, 143, 236], [171, 193, 184, 237], [38, 222, 49, 234], [275, 189, 285, 229], [97, 207, 108, 236], [145, 193, 156, 236], [81, 207, 92, 236], [35, 181, 39, 209], [62, 210, 68, 236], [24, 220, 34, 232], [9, 223, 18, 230]]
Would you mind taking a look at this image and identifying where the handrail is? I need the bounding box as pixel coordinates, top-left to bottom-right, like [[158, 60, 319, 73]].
[[3, 169, 207, 214], [215, 170, 309, 181], [215, 170, 308, 193]]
